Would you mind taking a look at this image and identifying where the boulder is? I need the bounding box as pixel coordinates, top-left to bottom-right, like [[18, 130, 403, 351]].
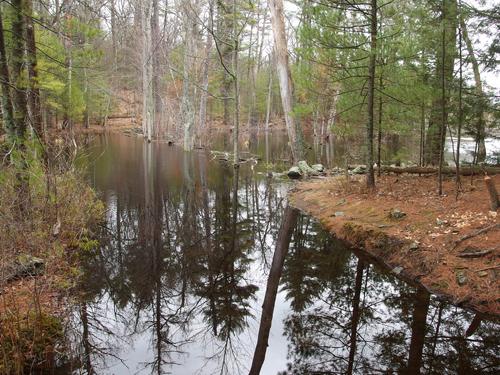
[[352, 166, 366, 174], [287, 166, 302, 179], [1, 255, 45, 285], [298, 160, 320, 176], [312, 164, 325, 173]]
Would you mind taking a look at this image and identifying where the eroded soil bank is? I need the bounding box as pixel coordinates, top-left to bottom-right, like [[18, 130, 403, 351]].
[[289, 174, 500, 316]]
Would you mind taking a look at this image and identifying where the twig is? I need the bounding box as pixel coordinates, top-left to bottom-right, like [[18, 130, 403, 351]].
[[453, 223, 500, 248]]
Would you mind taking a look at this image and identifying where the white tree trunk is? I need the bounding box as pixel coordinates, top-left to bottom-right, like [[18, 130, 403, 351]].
[[198, 0, 214, 140], [141, 0, 154, 142], [268, 0, 303, 162], [181, 2, 195, 151]]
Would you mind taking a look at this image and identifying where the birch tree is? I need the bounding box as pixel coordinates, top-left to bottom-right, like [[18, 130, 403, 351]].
[[140, 0, 154, 142], [181, 0, 196, 150]]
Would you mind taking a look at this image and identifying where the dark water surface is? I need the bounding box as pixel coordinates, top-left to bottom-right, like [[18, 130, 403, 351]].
[[69, 132, 499, 374]]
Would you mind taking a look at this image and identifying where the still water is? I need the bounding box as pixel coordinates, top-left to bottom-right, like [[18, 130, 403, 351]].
[[69, 132, 499, 374]]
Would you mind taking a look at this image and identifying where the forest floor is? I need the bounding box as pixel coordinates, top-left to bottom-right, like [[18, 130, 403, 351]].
[[289, 173, 500, 316]]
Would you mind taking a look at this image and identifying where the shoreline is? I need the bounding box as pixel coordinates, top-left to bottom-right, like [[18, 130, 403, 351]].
[[289, 173, 500, 318]]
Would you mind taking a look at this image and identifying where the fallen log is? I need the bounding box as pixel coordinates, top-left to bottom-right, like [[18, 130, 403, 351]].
[[107, 115, 136, 119], [379, 166, 500, 176]]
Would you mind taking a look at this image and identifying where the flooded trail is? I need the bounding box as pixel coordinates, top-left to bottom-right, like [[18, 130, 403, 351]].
[[66, 133, 500, 374]]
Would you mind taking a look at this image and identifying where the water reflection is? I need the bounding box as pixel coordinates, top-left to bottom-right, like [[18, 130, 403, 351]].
[[67, 133, 499, 374]]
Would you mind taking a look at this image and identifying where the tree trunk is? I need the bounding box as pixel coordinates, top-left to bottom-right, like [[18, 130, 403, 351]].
[[141, 0, 154, 142], [249, 206, 299, 375], [217, 0, 233, 126], [181, 2, 195, 150], [346, 259, 365, 375], [25, 0, 43, 139], [406, 288, 430, 374], [11, 0, 28, 142], [198, 0, 214, 139], [424, 0, 457, 166], [264, 55, 273, 132], [152, 0, 162, 138], [268, 0, 304, 163], [460, 18, 486, 163], [379, 165, 500, 176], [0, 7, 15, 140], [484, 176, 499, 211], [366, 0, 377, 188], [232, 0, 239, 165]]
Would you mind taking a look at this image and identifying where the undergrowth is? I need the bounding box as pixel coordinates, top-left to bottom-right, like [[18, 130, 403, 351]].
[[0, 149, 104, 374]]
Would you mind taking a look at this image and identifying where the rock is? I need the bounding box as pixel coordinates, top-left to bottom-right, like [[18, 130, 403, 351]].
[[298, 160, 320, 176], [393, 266, 404, 275], [334, 211, 345, 217], [1, 255, 45, 285], [287, 166, 302, 179], [335, 198, 347, 206], [352, 166, 366, 174], [436, 218, 448, 226], [455, 270, 467, 286], [389, 208, 406, 219], [409, 241, 419, 251], [268, 172, 285, 179], [311, 164, 325, 173]]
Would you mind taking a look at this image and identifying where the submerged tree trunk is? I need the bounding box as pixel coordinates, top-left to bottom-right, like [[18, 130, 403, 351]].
[[406, 288, 430, 374], [460, 18, 486, 163], [268, 0, 304, 163], [346, 259, 365, 375], [249, 206, 299, 375], [424, 0, 457, 166]]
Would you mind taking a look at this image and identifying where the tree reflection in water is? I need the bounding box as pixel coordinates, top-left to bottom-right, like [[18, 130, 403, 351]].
[[68, 134, 498, 375]]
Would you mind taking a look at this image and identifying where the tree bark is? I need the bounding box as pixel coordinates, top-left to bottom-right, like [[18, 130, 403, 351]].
[[268, 0, 304, 163], [346, 259, 365, 375], [11, 0, 29, 141], [460, 18, 486, 163], [140, 0, 154, 142], [152, 0, 162, 138], [406, 288, 430, 375], [0, 6, 15, 140], [484, 176, 499, 211], [198, 0, 214, 138], [181, 1, 195, 150], [25, 0, 43, 139], [424, 0, 457, 166], [366, 0, 377, 188]]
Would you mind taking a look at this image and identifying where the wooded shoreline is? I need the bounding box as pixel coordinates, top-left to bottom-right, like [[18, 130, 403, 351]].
[[289, 174, 500, 317]]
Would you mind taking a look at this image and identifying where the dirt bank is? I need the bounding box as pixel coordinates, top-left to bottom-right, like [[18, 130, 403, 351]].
[[289, 174, 500, 316]]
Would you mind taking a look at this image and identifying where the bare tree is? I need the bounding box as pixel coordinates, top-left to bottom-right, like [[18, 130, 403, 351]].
[[268, 0, 304, 163]]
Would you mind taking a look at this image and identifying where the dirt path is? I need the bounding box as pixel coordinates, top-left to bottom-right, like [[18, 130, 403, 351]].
[[289, 174, 500, 316]]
